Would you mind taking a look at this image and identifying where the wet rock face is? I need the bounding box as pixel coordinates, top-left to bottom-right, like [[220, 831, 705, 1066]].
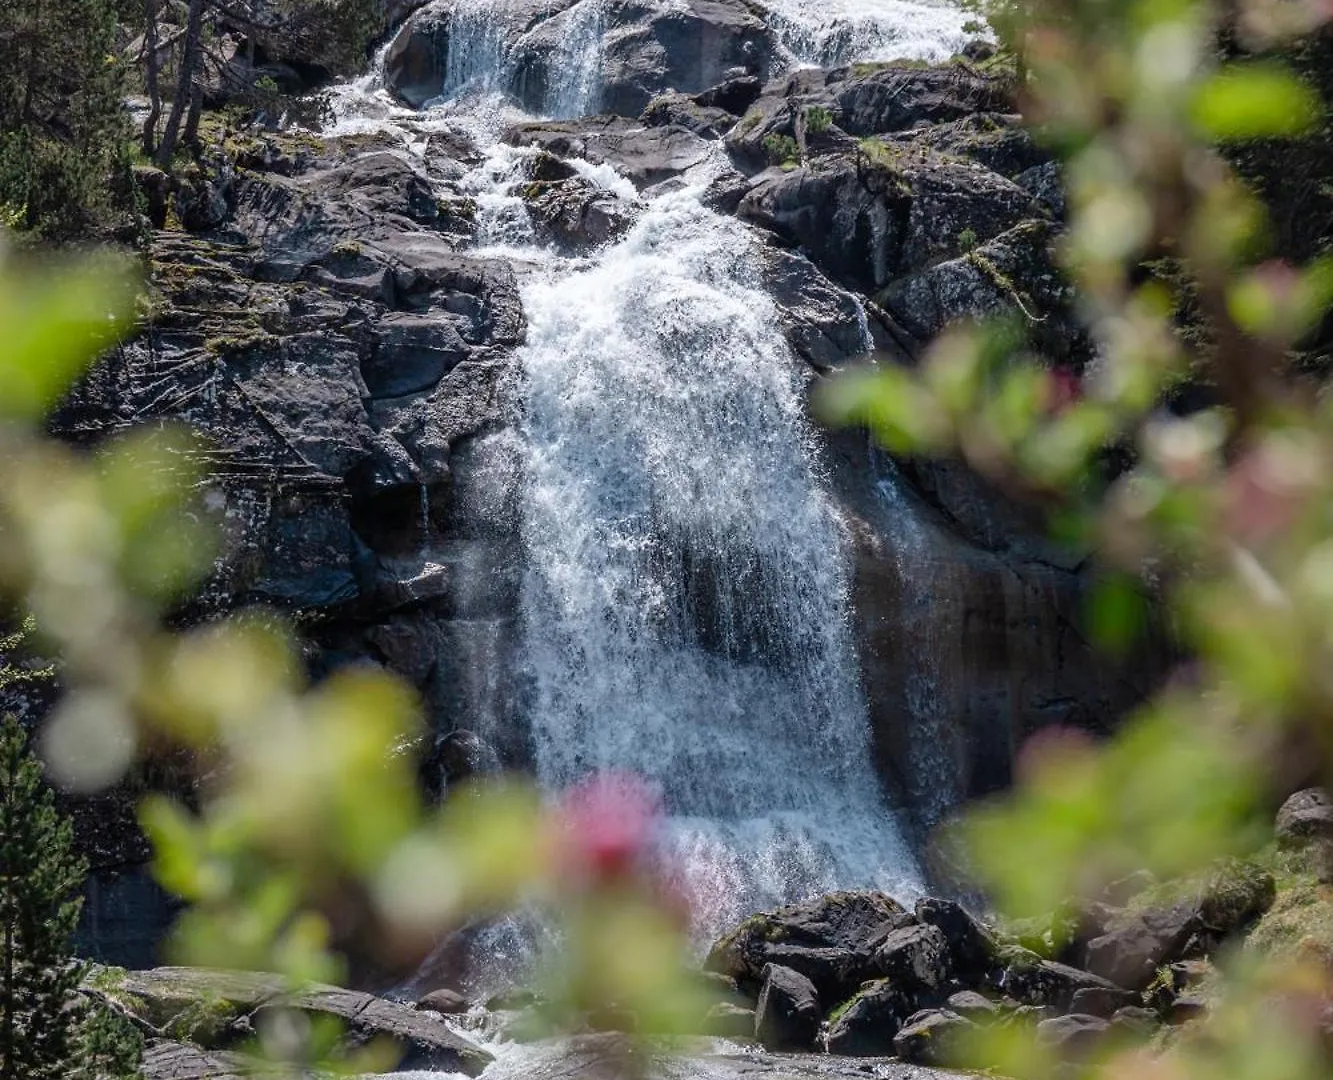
[[826, 434, 1164, 828]]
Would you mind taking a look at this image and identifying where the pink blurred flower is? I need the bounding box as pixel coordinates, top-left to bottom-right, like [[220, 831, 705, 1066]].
[[551, 772, 661, 885], [1224, 444, 1312, 547], [1047, 367, 1082, 414]]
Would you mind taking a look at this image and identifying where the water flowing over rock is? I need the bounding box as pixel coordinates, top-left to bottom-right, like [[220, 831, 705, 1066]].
[[385, 0, 778, 116], [63, 0, 1162, 972], [515, 184, 921, 941]]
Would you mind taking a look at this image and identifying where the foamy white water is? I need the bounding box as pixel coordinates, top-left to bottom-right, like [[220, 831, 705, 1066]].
[[765, 0, 975, 66], [515, 187, 922, 941]]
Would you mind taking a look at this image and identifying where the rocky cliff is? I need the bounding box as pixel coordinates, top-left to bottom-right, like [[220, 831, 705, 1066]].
[[58, 0, 1161, 965]]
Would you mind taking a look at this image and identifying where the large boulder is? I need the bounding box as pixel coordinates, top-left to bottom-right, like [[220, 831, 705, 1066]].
[[737, 145, 1040, 298], [1276, 788, 1333, 848], [1197, 859, 1276, 939], [1080, 905, 1199, 992], [1035, 1014, 1111, 1060], [915, 897, 1000, 978], [705, 891, 913, 1002], [505, 117, 713, 190], [753, 964, 820, 1051], [992, 949, 1124, 1010], [870, 923, 951, 993], [893, 1009, 976, 1066], [725, 61, 1017, 173]]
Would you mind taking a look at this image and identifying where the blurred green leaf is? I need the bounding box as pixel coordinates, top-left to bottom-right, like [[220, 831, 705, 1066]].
[[1088, 572, 1151, 655], [1190, 63, 1322, 140], [815, 365, 950, 453], [0, 255, 138, 420]]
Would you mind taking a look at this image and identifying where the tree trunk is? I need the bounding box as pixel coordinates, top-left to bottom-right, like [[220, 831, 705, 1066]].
[[154, 0, 206, 170], [182, 75, 204, 151], [19, 0, 44, 127], [142, 0, 163, 157]]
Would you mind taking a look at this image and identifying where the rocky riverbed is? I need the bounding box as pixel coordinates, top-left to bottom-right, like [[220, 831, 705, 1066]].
[[102, 786, 1333, 1078]]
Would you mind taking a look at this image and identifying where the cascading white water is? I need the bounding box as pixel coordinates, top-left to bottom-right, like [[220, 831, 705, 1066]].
[[432, 0, 611, 120], [324, 0, 993, 951], [517, 187, 922, 939], [765, 0, 975, 67]]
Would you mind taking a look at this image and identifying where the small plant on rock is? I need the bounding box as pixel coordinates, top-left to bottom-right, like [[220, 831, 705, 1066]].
[[763, 133, 801, 167], [805, 105, 835, 135]]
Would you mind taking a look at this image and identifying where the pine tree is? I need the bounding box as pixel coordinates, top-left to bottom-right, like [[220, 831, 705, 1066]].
[[0, 0, 132, 237], [0, 629, 140, 1080], [0, 714, 88, 1079]]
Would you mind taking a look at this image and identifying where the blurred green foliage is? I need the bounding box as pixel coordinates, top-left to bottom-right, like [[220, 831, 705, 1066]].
[[0, 243, 712, 1073], [822, 0, 1333, 1073]]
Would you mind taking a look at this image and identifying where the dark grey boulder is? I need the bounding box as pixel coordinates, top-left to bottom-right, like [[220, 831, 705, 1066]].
[[832, 63, 1014, 138], [1035, 1013, 1110, 1059], [1068, 985, 1137, 1018], [825, 979, 918, 1056], [876, 219, 1085, 363], [706, 891, 913, 1002], [726, 62, 1015, 174], [754, 964, 820, 1051], [871, 923, 951, 993], [759, 245, 906, 372], [1080, 904, 1198, 992], [1109, 1005, 1159, 1038], [992, 949, 1124, 1010], [418, 988, 469, 1014], [737, 147, 1038, 297], [505, 117, 712, 190], [364, 313, 471, 398], [694, 74, 763, 116], [383, 2, 452, 107], [1276, 788, 1333, 847], [889, 113, 1044, 179], [1166, 994, 1209, 1025], [915, 897, 998, 977], [641, 92, 738, 139], [385, 0, 776, 117], [946, 990, 999, 1019], [518, 169, 636, 251], [893, 1009, 975, 1066], [584, 0, 777, 117]]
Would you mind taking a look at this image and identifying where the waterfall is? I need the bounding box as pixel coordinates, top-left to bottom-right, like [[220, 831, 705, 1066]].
[[540, 0, 608, 119], [516, 190, 922, 940], [321, 0, 996, 951]]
